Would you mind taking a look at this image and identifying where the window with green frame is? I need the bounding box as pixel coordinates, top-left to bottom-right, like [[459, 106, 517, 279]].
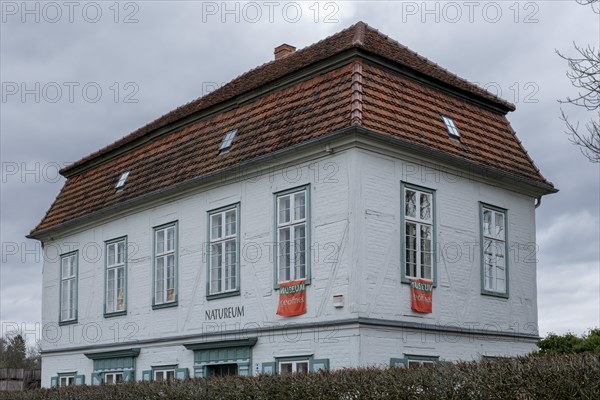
[[261, 356, 329, 374], [401, 183, 436, 284], [480, 203, 509, 297], [207, 203, 240, 298], [59, 251, 78, 324], [142, 365, 188, 381], [275, 185, 310, 287], [390, 354, 439, 368], [50, 372, 84, 387], [105, 237, 127, 316], [153, 222, 178, 308], [86, 348, 140, 385]]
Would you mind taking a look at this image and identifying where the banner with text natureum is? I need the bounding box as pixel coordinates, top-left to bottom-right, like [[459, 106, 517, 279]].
[[411, 279, 433, 313], [277, 279, 306, 317]]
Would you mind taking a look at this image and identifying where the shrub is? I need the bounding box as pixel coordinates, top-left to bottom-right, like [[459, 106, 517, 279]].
[[1, 353, 598, 400]]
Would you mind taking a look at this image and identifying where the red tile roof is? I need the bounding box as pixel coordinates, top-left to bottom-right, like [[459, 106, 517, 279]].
[[30, 22, 554, 237]]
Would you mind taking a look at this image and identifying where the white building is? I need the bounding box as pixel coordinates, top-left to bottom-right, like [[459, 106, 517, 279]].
[[29, 22, 556, 387]]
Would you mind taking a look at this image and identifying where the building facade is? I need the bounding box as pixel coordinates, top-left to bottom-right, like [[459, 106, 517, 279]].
[[29, 22, 556, 387]]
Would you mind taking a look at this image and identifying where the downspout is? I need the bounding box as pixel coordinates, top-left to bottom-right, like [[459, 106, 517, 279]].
[[534, 196, 542, 209]]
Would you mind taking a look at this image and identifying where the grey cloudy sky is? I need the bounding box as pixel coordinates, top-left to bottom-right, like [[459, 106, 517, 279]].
[[1, 1, 598, 345]]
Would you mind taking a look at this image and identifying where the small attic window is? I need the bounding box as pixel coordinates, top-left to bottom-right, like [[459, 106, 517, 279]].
[[115, 171, 130, 191], [219, 129, 238, 152], [442, 115, 460, 138]]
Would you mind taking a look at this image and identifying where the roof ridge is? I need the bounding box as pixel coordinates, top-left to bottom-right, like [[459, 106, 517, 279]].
[[360, 23, 514, 109]]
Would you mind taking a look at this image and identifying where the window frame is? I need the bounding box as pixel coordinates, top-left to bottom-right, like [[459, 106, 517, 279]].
[[152, 221, 179, 309], [276, 355, 311, 375], [400, 182, 437, 285], [479, 203, 509, 298], [442, 115, 460, 138], [219, 129, 238, 152], [104, 371, 124, 385], [59, 251, 78, 325], [104, 236, 127, 317], [206, 203, 241, 300], [273, 185, 311, 289], [59, 374, 75, 387], [390, 354, 440, 368]]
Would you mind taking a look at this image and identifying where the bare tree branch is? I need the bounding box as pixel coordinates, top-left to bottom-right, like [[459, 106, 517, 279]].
[[557, 0, 600, 163]]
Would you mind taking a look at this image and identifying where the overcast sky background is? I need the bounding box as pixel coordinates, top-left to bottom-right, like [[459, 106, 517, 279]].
[[1, 1, 598, 346]]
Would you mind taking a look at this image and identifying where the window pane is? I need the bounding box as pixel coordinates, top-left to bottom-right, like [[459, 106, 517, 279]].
[[483, 210, 492, 237], [166, 227, 175, 252], [278, 228, 291, 282], [280, 363, 293, 375], [107, 268, 115, 312], [108, 244, 116, 266], [294, 225, 306, 280], [61, 258, 69, 278], [61, 280, 69, 318], [279, 196, 291, 224], [420, 193, 431, 220], [225, 240, 236, 291], [117, 241, 125, 264], [166, 370, 175, 381], [155, 371, 163, 382], [156, 257, 164, 302], [296, 362, 309, 373], [156, 230, 165, 254], [166, 255, 175, 301], [495, 212, 505, 239], [405, 190, 416, 218], [211, 214, 222, 240], [225, 210, 236, 236], [421, 225, 432, 279], [211, 243, 222, 293], [294, 192, 306, 220], [405, 223, 417, 277], [117, 267, 125, 310]]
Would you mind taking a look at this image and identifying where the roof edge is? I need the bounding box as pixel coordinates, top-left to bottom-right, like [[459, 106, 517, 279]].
[[28, 126, 556, 241]]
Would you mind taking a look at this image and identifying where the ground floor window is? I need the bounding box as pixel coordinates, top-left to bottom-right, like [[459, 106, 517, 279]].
[[104, 372, 124, 384], [142, 365, 188, 381], [85, 348, 140, 385], [154, 369, 175, 382], [184, 338, 257, 378], [206, 363, 238, 377], [60, 375, 75, 386], [262, 356, 330, 374], [51, 373, 84, 388], [279, 359, 309, 374], [390, 354, 439, 368]]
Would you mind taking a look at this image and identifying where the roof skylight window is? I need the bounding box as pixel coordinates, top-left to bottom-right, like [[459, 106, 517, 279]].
[[116, 171, 130, 191], [442, 115, 460, 138], [219, 129, 238, 152]]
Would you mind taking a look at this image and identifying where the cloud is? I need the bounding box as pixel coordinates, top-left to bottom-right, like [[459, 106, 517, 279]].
[[1, 1, 598, 344]]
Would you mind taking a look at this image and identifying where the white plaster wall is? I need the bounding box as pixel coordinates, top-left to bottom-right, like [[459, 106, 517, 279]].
[[355, 148, 539, 337]]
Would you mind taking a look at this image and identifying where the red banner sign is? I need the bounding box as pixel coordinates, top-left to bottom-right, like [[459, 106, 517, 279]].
[[277, 280, 306, 317], [411, 279, 433, 313]]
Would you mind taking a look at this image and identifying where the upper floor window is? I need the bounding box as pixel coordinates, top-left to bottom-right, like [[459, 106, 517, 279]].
[[105, 238, 126, 315], [219, 129, 238, 153], [208, 204, 239, 296], [153, 223, 178, 307], [481, 204, 508, 296], [60, 252, 78, 323], [442, 115, 460, 138], [402, 184, 435, 282], [276, 186, 309, 285]]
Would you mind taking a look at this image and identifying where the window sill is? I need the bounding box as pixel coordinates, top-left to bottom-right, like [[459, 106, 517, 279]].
[[274, 279, 311, 290], [207, 290, 240, 301], [104, 311, 127, 318], [481, 290, 509, 299], [59, 319, 78, 326], [152, 301, 178, 310], [401, 277, 437, 288]]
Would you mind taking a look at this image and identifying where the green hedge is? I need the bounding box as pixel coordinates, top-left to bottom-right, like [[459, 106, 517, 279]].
[[1, 353, 598, 400]]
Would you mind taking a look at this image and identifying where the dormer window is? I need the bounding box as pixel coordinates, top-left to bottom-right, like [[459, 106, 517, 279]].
[[116, 171, 130, 191], [442, 115, 460, 138], [219, 129, 238, 153]]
